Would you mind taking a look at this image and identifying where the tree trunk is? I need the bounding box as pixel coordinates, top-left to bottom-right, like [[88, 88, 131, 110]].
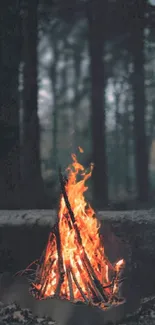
[[50, 43, 59, 170], [114, 92, 120, 197], [131, 0, 149, 202], [72, 51, 81, 151], [21, 0, 45, 208], [0, 1, 21, 208], [124, 99, 130, 194], [87, 0, 108, 208]]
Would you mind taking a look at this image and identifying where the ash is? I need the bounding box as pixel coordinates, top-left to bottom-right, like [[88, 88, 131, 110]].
[[0, 302, 56, 325]]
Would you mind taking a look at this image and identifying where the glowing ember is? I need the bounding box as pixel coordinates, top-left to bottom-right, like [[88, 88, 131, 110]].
[[30, 150, 125, 309]]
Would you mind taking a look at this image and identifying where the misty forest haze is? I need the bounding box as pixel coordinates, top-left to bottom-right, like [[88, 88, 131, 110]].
[[0, 0, 155, 209]]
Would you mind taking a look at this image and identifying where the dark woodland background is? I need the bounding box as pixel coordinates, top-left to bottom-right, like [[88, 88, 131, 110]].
[[0, 0, 155, 210]]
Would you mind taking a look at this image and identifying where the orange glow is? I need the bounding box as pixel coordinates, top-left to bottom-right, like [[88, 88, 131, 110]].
[[78, 146, 84, 153], [32, 152, 125, 308]]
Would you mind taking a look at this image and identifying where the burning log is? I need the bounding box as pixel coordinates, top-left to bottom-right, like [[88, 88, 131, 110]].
[[29, 150, 125, 310]]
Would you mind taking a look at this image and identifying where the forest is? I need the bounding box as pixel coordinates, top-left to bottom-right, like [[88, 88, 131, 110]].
[[0, 0, 155, 210]]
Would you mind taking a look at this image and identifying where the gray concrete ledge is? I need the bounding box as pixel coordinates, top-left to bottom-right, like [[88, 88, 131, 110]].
[[0, 209, 154, 226]]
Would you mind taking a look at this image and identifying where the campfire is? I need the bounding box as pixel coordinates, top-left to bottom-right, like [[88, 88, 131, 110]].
[[29, 150, 125, 310]]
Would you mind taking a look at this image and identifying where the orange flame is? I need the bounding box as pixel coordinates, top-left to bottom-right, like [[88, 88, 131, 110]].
[[78, 146, 84, 153], [32, 151, 125, 307]]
